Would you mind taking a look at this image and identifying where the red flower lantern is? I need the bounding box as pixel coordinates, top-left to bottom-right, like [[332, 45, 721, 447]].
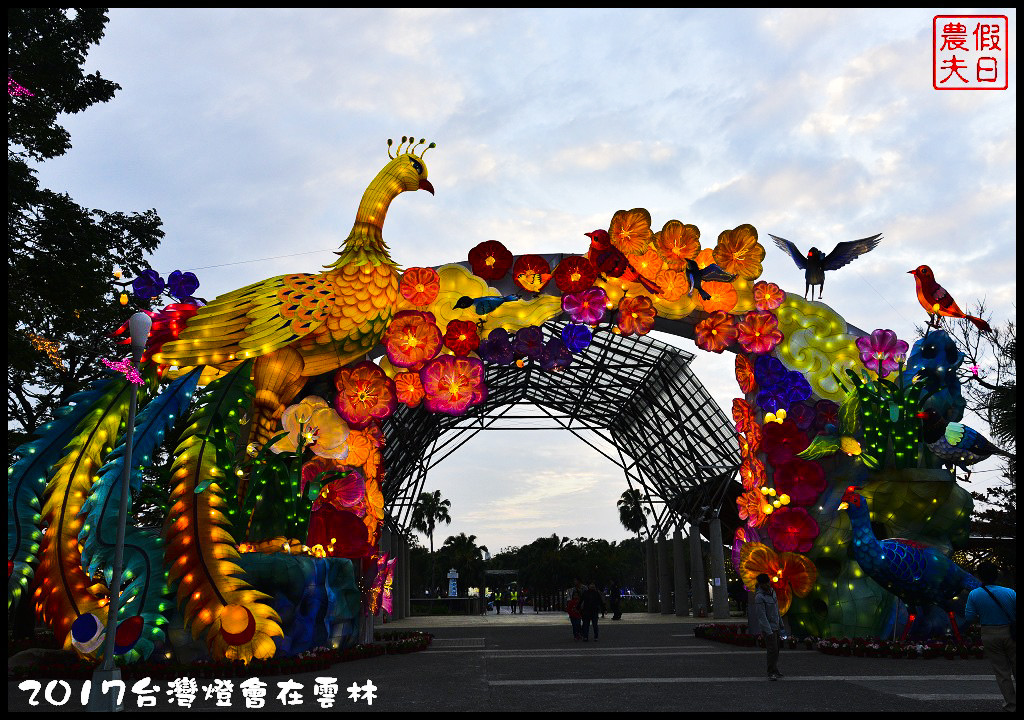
[[553, 255, 598, 294], [737, 311, 784, 354], [333, 361, 398, 429], [443, 319, 481, 356], [695, 311, 738, 353], [767, 507, 819, 553], [468, 240, 513, 281], [760, 420, 810, 467], [772, 459, 826, 506]]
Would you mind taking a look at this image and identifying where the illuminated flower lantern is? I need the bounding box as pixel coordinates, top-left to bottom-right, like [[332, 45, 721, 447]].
[[752, 281, 785, 311], [468, 240, 513, 281], [383, 310, 442, 369], [773, 459, 826, 506], [420, 355, 487, 415], [654, 268, 688, 302], [306, 467, 372, 559], [443, 319, 480, 356], [479, 328, 515, 365], [737, 488, 770, 529], [655, 219, 700, 269], [333, 362, 397, 428], [856, 329, 909, 379], [561, 324, 592, 353], [513, 326, 545, 360], [713, 224, 765, 279], [553, 256, 597, 294], [541, 338, 573, 372], [609, 208, 653, 255], [732, 398, 756, 433], [271, 396, 350, 460], [758, 369, 811, 414], [617, 295, 657, 336], [767, 507, 819, 552], [735, 354, 757, 394], [738, 543, 817, 615], [512, 254, 552, 293], [131, 269, 165, 300], [737, 311, 783, 354], [740, 456, 767, 491], [732, 526, 761, 572], [394, 371, 425, 407], [399, 267, 441, 306], [784, 402, 815, 431], [695, 311, 738, 353], [697, 281, 738, 314], [562, 287, 607, 325], [761, 419, 810, 467]]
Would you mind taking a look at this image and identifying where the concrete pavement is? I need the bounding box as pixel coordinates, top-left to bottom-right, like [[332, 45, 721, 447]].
[[7, 614, 1007, 712]]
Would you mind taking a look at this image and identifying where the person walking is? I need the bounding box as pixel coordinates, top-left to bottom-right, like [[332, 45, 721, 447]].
[[609, 581, 622, 620], [754, 574, 783, 680], [580, 582, 606, 642], [964, 562, 1016, 713], [567, 589, 583, 640]]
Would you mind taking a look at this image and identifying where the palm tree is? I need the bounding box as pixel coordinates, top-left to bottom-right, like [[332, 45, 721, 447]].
[[410, 489, 452, 595], [440, 532, 489, 596], [617, 488, 648, 541]]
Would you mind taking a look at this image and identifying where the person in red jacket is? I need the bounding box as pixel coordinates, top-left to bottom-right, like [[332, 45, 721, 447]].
[[567, 590, 583, 640]]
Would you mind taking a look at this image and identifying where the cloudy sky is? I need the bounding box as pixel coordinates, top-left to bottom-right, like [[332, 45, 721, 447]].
[[32, 9, 1016, 554]]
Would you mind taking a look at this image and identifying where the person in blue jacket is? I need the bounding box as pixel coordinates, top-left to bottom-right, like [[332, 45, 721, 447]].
[[964, 562, 1016, 713]]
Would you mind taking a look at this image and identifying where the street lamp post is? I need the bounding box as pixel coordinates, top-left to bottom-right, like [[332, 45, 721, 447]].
[[88, 311, 151, 712]]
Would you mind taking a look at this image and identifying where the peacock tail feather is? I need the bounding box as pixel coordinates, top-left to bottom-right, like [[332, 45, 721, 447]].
[[79, 367, 203, 662], [7, 378, 117, 611], [32, 367, 158, 648], [162, 360, 282, 662]]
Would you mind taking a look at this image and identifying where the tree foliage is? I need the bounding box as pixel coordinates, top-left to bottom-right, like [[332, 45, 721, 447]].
[[410, 489, 452, 592], [8, 8, 164, 462], [921, 303, 1016, 575]]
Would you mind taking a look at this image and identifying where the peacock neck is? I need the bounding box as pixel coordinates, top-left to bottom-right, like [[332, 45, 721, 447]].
[[328, 166, 404, 270], [847, 503, 882, 558]]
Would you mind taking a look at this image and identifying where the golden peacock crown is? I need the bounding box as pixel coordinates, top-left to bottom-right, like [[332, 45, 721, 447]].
[[387, 136, 436, 160]]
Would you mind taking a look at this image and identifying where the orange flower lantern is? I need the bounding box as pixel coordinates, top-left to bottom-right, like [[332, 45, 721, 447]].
[[609, 208, 653, 256], [735, 353, 757, 394], [399, 267, 440, 306], [654, 219, 700, 269], [712, 224, 765, 279], [738, 543, 817, 615], [394, 371, 425, 408], [616, 295, 657, 336]]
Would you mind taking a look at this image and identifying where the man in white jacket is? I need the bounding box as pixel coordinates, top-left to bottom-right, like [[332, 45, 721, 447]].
[[754, 573, 783, 680]]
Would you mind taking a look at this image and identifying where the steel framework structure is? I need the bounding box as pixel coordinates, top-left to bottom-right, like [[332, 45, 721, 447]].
[[380, 319, 740, 541]]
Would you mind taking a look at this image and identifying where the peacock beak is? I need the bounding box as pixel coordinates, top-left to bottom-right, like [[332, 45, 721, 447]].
[[838, 502, 849, 511], [418, 178, 435, 195]]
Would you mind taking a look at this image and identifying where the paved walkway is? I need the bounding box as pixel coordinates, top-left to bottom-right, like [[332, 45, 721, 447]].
[[8, 619, 1005, 712], [382, 609, 735, 628]]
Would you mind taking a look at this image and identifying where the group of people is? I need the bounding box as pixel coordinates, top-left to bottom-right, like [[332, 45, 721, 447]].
[[566, 579, 622, 641], [491, 587, 525, 614], [752, 563, 1015, 712]]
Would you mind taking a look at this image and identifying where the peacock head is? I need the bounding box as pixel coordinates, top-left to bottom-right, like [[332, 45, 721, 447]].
[[837, 485, 864, 512], [385, 136, 435, 195]]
